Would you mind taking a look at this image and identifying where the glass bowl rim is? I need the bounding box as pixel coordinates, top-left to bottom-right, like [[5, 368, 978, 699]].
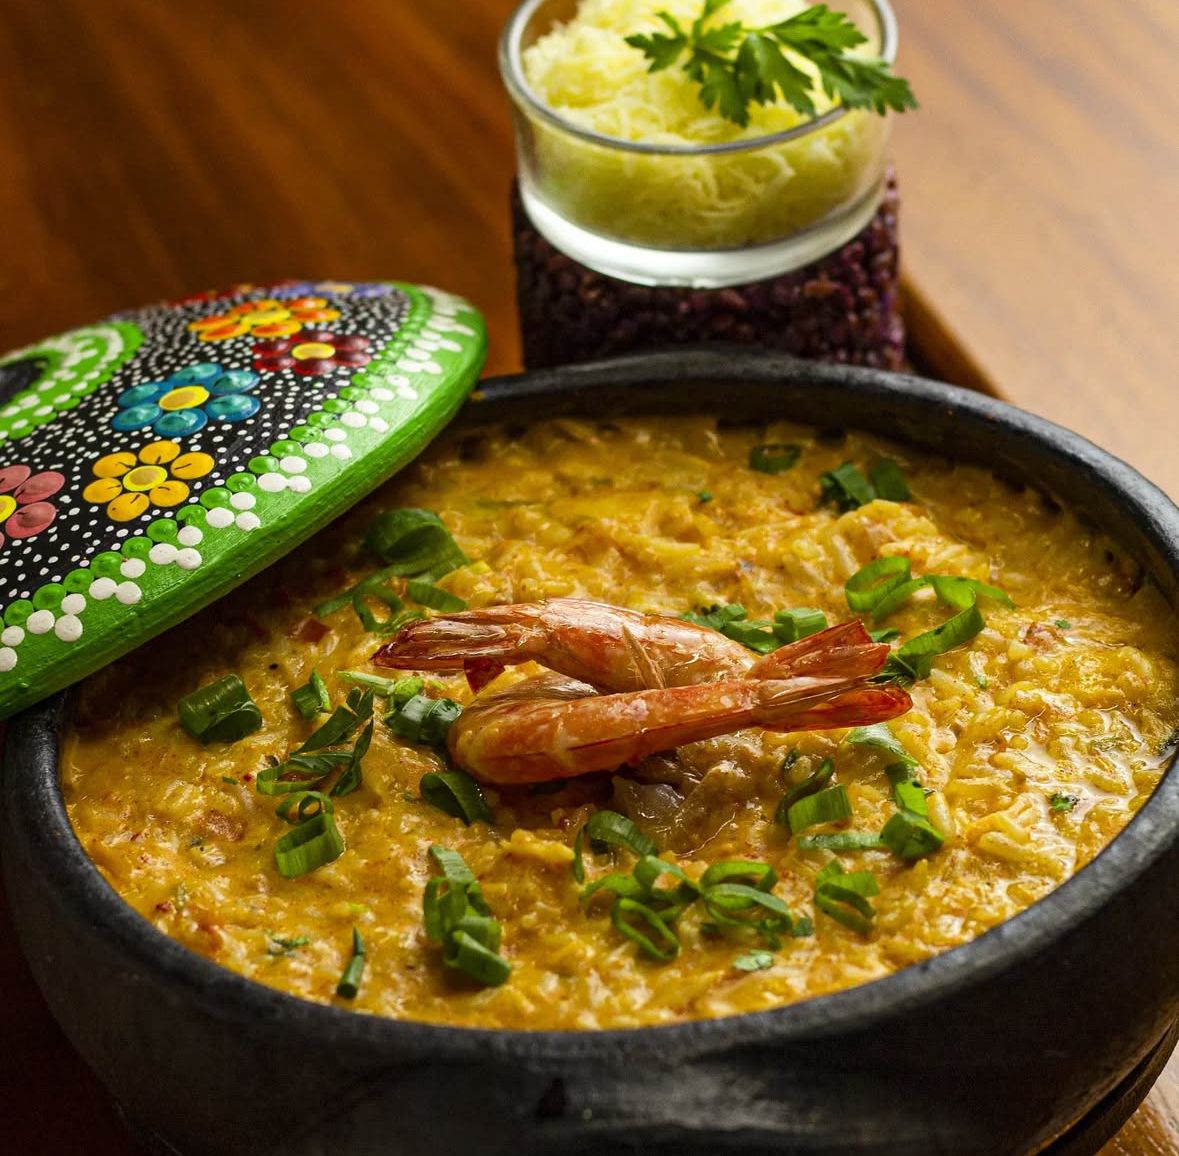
[[498, 0, 899, 157]]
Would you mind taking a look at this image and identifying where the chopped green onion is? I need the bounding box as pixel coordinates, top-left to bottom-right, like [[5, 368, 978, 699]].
[[335, 927, 366, 999], [256, 750, 351, 795], [422, 845, 510, 986], [299, 689, 374, 752], [773, 607, 827, 643], [845, 557, 912, 613], [797, 832, 885, 851], [266, 934, 310, 955], [869, 577, 930, 622], [814, 860, 878, 935], [365, 509, 469, 580], [791, 916, 815, 938], [719, 617, 780, 654], [819, 462, 876, 511], [927, 575, 1014, 611], [420, 769, 493, 825], [733, 949, 774, 971], [1055, 619, 1072, 630], [274, 810, 345, 878], [869, 627, 902, 643], [387, 694, 462, 747], [700, 860, 777, 890], [221, 776, 239, 786], [290, 671, 330, 720], [340, 670, 423, 707], [786, 784, 852, 834], [868, 459, 911, 501], [275, 790, 334, 825], [775, 757, 836, 824], [880, 811, 944, 860], [571, 810, 659, 884], [611, 897, 680, 961], [1050, 792, 1078, 813], [178, 675, 263, 744], [845, 723, 919, 771], [885, 603, 986, 681], [329, 718, 373, 797], [405, 580, 467, 613], [697, 490, 713, 503], [749, 443, 801, 474]]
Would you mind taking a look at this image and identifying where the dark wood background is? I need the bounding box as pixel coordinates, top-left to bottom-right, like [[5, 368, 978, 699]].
[[1, 1, 1176, 1152]]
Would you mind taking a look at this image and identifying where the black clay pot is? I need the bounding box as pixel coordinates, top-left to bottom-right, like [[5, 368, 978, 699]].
[[4, 351, 1179, 1156]]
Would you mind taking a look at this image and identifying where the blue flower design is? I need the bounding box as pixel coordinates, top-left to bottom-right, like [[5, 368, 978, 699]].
[[269, 280, 391, 300], [111, 362, 261, 437]]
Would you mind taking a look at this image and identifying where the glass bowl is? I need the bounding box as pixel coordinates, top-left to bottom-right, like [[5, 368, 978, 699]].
[[499, 0, 900, 287]]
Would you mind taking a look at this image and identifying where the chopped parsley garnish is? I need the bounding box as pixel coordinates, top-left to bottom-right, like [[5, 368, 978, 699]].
[[732, 949, 774, 972], [819, 458, 912, 511], [267, 934, 310, 956], [1054, 619, 1072, 630], [625, 1, 916, 128], [1050, 792, 1079, 814], [697, 489, 713, 503]]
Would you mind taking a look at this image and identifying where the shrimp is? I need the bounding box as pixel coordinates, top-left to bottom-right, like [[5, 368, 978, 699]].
[[447, 671, 911, 784], [370, 599, 911, 784], [375, 597, 760, 690]]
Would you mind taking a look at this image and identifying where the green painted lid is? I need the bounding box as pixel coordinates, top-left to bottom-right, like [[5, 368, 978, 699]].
[[0, 279, 486, 719]]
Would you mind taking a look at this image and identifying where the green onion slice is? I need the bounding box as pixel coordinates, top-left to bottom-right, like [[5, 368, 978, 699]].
[[299, 689, 374, 752], [797, 832, 885, 851], [814, 860, 879, 935], [291, 671, 330, 720], [329, 718, 373, 798], [733, 949, 774, 971], [443, 928, 511, 986], [335, 927, 366, 999], [880, 811, 944, 860], [700, 860, 777, 891], [572, 810, 659, 884], [387, 694, 462, 747], [927, 575, 1014, 611], [750, 443, 801, 474], [365, 509, 469, 580], [845, 723, 919, 771], [274, 810, 345, 878], [886, 603, 986, 681], [420, 769, 493, 825], [868, 459, 911, 501], [719, 618, 779, 654], [820, 462, 877, 511], [405, 580, 467, 613], [178, 675, 263, 744], [775, 757, 836, 824], [275, 790, 334, 825], [786, 784, 853, 834], [256, 750, 351, 796], [845, 556, 912, 613], [611, 897, 680, 962], [773, 607, 827, 643]]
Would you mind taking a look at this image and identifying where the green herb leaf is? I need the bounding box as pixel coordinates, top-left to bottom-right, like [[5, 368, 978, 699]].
[[291, 670, 331, 720], [749, 442, 802, 474], [773, 607, 827, 643], [813, 859, 878, 935], [178, 675, 263, 744], [611, 897, 681, 961], [844, 723, 919, 771], [335, 926, 366, 999], [423, 845, 510, 986], [1054, 619, 1072, 630], [797, 831, 885, 851], [267, 934, 310, 956], [868, 458, 911, 501], [885, 602, 986, 682], [845, 556, 912, 613], [733, 949, 774, 971], [786, 783, 852, 834], [1050, 792, 1079, 813], [879, 811, 944, 860], [420, 769, 493, 825], [405, 580, 468, 613], [626, 0, 915, 126], [820, 461, 877, 512]]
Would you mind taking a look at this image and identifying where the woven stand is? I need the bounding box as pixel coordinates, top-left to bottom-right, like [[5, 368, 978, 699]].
[[513, 169, 903, 371]]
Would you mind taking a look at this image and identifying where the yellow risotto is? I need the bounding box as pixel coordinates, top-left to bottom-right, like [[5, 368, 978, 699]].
[[62, 415, 1179, 1029]]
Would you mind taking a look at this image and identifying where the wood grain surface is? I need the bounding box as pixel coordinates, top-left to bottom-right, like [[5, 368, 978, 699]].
[[0, 1, 1176, 1153]]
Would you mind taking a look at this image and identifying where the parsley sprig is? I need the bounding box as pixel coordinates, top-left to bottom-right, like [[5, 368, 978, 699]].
[[625, 1, 916, 128]]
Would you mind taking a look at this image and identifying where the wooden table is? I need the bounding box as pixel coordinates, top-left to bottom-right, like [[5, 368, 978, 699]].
[[1, 1, 1176, 1152]]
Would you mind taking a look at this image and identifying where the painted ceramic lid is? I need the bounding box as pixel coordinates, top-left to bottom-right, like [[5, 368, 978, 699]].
[[0, 280, 486, 720]]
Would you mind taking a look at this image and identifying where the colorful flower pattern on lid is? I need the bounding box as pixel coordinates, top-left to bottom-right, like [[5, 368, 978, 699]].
[[253, 330, 372, 376], [0, 279, 486, 716], [0, 464, 65, 549], [83, 442, 215, 521], [187, 297, 340, 343], [112, 363, 261, 436]]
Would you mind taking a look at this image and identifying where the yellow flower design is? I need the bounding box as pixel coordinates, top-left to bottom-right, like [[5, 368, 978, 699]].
[[187, 296, 340, 343], [83, 441, 214, 522]]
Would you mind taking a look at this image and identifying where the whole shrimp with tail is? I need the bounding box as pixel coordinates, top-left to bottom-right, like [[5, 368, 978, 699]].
[[372, 598, 910, 784]]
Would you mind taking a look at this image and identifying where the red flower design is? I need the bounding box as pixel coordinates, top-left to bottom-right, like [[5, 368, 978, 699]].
[[252, 329, 372, 377], [0, 464, 65, 550]]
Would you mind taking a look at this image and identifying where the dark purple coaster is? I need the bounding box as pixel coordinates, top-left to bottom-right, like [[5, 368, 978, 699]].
[[513, 169, 903, 371]]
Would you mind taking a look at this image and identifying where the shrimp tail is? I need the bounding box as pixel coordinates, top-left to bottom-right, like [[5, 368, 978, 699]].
[[372, 606, 547, 671], [759, 683, 912, 731], [749, 620, 889, 681]]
